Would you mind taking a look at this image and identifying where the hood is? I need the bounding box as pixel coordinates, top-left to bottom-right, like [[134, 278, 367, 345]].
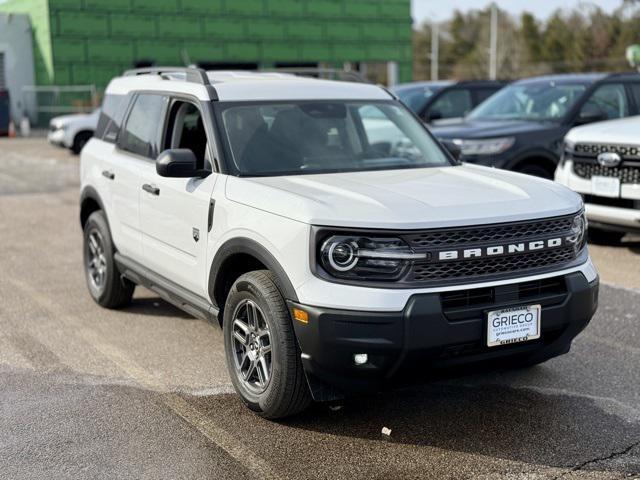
[[50, 110, 99, 128], [431, 119, 557, 140], [225, 165, 582, 230], [566, 115, 640, 146]]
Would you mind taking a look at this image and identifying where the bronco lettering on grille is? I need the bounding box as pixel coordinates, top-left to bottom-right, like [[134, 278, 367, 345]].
[[437, 238, 564, 261]]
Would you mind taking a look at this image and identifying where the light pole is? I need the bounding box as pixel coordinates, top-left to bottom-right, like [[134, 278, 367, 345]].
[[489, 2, 498, 80], [431, 20, 439, 81]]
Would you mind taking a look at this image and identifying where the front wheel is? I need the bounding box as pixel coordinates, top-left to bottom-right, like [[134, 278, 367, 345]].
[[223, 270, 311, 419]]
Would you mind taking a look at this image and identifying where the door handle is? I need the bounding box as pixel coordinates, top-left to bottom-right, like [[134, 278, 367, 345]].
[[142, 184, 160, 196], [102, 170, 115, 180]]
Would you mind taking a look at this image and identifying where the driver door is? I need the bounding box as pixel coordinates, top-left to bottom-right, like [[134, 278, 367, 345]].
[[139, 99, 218, 297]]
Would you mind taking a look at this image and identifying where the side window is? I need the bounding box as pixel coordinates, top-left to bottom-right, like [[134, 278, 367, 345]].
[[580, 84, 629, 120], [474, 88, 499, 105], [428, 89, 473, 120], [164, 101, 209, 170], [96, 94, 126, 143], [628, 83, 640, 113], [118, 94, 167, 158]]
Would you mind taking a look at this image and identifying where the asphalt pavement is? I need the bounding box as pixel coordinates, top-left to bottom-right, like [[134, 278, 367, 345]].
[[0, 138, 639, 479]]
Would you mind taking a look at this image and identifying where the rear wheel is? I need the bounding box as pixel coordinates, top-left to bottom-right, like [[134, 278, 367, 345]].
[[83, 211, 134, 308], [223, 270, 311, 419], [588, 228, 626, 245]]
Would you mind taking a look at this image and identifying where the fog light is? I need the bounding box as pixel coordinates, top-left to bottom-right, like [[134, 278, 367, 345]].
[[353, 353, 368, 365]]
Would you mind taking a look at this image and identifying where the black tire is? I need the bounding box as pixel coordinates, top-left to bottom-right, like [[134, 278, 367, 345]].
[[515, 163, 553, 179], [83, 210, 134, 308], [588, 227, 626, 245], [223, 270, 311, 419], [71, 131, 93, 154]]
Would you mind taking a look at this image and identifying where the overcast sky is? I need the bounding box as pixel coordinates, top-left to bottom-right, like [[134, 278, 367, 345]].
[[412, 0, 626, 24]]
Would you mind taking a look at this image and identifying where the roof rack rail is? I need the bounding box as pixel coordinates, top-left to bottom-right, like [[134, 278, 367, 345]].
[[123, 66, 218, 99], [259, 67, 369, 84]]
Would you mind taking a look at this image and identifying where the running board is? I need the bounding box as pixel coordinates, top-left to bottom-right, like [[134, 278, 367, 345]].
[[114, 253, 219, 324]]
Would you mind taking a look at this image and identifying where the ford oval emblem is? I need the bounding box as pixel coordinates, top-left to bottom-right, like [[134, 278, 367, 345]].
[[597, 152, 622, 167]]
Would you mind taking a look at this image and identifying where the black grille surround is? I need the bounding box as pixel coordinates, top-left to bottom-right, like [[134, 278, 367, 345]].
[[570, 142, 640, 185], [312, 212, 586, 288]]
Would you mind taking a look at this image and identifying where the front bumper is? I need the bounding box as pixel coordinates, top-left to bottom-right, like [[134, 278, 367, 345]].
[[555, 159, 640, 232], [290, 271, 598, 396], [47, 128, 68, 148]]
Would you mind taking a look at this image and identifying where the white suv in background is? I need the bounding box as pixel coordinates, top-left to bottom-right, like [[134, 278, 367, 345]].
[[80, 68, 599, 419], [556, 116, 640, 243], [48, 109, 99, 154]]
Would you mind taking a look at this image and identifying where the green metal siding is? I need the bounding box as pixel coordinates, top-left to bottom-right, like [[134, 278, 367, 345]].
[[3, 0, 412, 87]]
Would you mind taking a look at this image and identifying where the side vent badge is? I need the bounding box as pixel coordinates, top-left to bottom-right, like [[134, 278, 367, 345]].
[[192, 228, 200, 242]]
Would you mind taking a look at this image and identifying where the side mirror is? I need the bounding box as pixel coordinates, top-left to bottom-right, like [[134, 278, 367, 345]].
[[575, 109, 607, 126], [441, 141, 461, 161], [156, 149, 207, 178], [426, 109, 443, 122]]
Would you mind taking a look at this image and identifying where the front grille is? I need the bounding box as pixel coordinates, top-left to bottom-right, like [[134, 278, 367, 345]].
[[573, 160, 640, 184], [411, 246, 576, 283], [574, 143, 640, 159], [403, 217, 574, 249]]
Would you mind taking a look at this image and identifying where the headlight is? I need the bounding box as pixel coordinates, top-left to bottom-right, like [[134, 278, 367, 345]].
[[567, 211, 587, 250], [453, 137, 515, 156], [319, 235, 423, 281]]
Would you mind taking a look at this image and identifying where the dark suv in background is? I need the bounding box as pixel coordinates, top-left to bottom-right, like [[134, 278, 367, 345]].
[[392, 80, 507, 125], [431, 73, 640, 178]]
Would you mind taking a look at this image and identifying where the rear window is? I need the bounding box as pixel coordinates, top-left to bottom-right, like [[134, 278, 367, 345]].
[[96, 94, 126, 143]]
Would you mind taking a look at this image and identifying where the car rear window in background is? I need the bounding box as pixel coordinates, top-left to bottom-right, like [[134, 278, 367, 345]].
[[118, 94, 168, 158], [395, 85, 444, 113], [96, 94, 126, 143]]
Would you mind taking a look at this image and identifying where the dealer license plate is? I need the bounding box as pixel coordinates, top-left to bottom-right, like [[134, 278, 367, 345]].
[[592, 175, 620, 198], [487, 304, 541, 347]]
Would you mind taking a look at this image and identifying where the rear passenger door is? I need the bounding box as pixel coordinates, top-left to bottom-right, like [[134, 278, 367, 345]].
[[108, 93, 168, 260], [139, 98, 218, 297]]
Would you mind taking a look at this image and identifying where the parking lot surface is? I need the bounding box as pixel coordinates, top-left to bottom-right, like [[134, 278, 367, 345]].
[[0, 138, 639, 479]]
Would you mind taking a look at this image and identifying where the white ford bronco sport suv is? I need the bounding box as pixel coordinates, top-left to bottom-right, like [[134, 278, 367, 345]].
[[556, 115, 640, 242], [80, 67, 599, 419]]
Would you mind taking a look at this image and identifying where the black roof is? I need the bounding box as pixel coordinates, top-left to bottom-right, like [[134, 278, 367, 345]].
[[515, 72, 640, 85]]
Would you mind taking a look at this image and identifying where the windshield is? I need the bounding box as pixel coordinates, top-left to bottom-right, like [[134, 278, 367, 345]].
[[394, 85, 444, 113], [468, 82, 587, 122], [215, 101, 452, 177]]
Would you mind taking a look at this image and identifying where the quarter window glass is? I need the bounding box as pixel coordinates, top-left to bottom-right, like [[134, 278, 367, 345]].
[[119, 94, 167, 158], [581, 84, 629, 120], [96, 94, 125, 143], [428, 90, 473, 119], [475, 88, 500, 104]]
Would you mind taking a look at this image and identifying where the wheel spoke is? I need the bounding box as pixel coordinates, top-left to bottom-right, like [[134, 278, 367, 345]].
[[244, 361, 256, 381], [246, 302, 258, 331], [233, 319, 250, 335], [256, 361, 265, 386], [259, 356, 270, 385], [260, 343, 271, 355], [233, 330, 247, 346]]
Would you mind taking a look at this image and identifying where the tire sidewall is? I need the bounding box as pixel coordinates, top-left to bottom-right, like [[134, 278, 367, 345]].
[[83, 211, 118, 305], [223, 276, 287, 413]]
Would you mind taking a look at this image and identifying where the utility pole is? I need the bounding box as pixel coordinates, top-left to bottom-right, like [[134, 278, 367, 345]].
[[489, 2, 498, 80], [431, 21, 439, 81]]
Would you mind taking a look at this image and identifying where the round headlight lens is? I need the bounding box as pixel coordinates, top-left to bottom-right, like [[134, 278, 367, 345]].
[[328, 241, 358, 271]]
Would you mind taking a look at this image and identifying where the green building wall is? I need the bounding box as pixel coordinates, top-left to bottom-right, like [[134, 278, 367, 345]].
[[1, 0, 412, 88]]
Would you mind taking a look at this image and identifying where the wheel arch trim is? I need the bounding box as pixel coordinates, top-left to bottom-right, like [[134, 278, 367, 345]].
[[208, 237, 299, 309]]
